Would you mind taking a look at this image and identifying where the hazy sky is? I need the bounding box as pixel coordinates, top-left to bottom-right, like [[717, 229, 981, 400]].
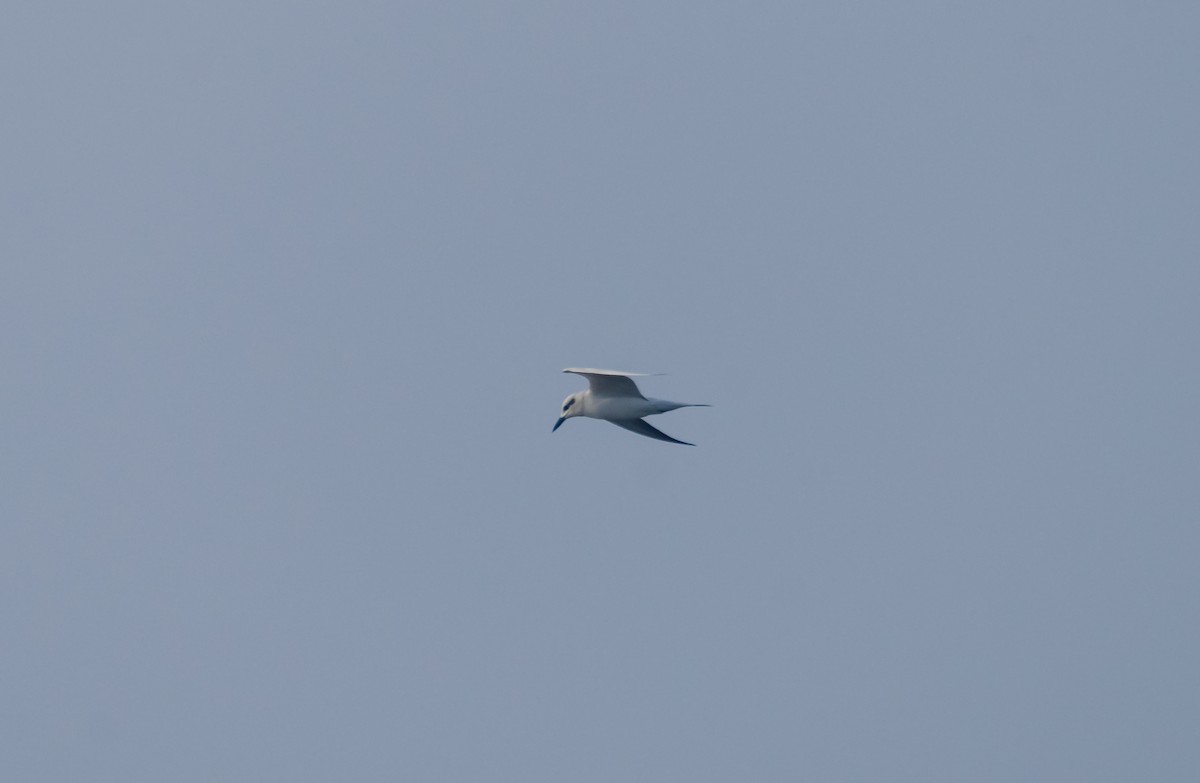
[[3, 2, 1198, 781]]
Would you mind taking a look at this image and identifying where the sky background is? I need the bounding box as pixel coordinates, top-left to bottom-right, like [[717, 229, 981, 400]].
[[3, 2, 1198, 781]]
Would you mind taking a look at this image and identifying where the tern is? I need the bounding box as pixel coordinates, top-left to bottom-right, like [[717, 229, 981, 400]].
[[552, 368, 709, 446]]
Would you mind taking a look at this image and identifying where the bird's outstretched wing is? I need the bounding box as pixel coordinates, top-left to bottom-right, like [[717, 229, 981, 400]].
[[563, 368, 648, 399], [609, 418, 694, 446]]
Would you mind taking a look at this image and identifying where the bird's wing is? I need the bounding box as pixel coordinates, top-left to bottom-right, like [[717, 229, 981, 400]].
[[563, 368, 647, 399], [609, 418, 694, 446]]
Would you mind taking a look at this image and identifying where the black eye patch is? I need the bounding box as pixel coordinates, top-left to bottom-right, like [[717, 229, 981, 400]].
[[563, 399, 574, 410]]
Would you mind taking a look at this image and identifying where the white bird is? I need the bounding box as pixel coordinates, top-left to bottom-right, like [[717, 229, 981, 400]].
[[552, 368, 709, 446]]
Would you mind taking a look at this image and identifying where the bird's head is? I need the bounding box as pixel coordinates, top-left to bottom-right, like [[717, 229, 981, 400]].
[[552, 393, 582, 432]]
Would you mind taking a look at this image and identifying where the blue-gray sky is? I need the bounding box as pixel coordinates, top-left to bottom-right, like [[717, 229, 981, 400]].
[[3, 2, 1198, 780]]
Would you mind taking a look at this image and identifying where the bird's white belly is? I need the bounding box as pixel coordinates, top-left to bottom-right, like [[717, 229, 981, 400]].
[[585, 396, 657, 420]]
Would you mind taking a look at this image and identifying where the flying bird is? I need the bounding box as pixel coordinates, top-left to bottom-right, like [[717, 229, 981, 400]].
[[552, 368, 709, 445]]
